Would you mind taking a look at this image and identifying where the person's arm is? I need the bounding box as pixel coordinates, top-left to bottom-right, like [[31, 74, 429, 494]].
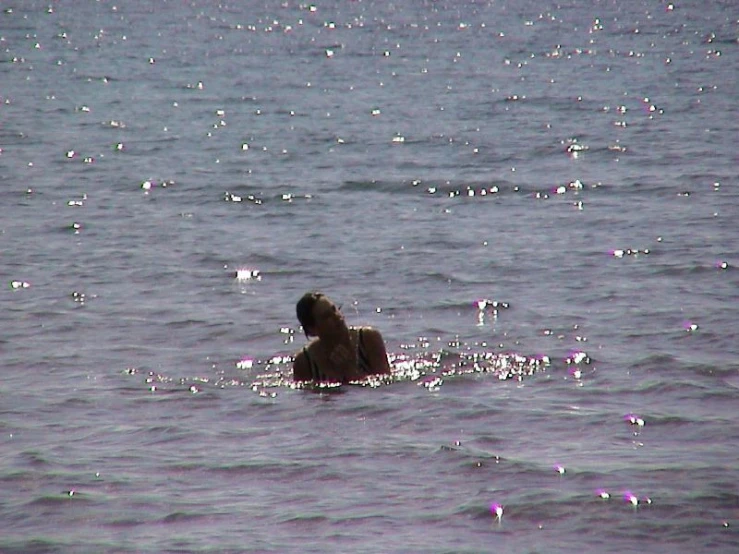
[[293, 349, 312, 382], [364, 327, 392, 375]]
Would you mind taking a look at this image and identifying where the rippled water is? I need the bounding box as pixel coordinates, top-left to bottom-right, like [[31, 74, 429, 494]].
[[2, 1, 738, 552]]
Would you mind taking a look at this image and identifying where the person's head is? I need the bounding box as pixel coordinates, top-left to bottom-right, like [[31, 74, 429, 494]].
[[296, 291, 344, 337]]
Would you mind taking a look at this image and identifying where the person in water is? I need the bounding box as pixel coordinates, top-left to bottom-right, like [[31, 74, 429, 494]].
[[293, 292, 391, 383]]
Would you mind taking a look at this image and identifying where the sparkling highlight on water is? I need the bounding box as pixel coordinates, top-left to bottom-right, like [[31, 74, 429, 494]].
[[236, 268, 262, 282]]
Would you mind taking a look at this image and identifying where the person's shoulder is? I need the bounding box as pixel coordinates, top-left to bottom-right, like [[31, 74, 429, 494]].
[[294, 347, 306, 363], [293, 343, 314, 381], [356, 326, 391, 374], [357, 325, 383, 337], [356, 326, 385, 345], [295, 339, 320, 359], [306, 338, 323, 352]]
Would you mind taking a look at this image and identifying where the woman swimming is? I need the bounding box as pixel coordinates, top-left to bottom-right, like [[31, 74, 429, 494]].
[[293, 292, 391, 384]]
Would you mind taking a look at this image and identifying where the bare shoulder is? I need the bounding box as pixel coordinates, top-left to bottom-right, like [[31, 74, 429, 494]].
[[357, 326, 391, 374], [358, 326, 384, 341]]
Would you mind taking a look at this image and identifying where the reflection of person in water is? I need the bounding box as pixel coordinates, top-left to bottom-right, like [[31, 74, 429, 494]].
[[292, 292, 391, 383]]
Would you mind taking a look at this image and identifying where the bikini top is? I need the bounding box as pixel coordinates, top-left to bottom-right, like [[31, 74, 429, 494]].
[[302, 327, 372, 382]]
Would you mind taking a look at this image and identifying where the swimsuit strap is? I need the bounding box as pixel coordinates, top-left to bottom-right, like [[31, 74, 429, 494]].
[[303, 346, 323, 382], [357, 328, 372, 374]]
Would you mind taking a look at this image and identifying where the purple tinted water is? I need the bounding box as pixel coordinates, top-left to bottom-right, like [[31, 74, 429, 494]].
[[1, 1, 737, 552]]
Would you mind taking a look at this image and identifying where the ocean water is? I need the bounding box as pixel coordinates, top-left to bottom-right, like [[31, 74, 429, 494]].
[[1, 0, 738, 552]]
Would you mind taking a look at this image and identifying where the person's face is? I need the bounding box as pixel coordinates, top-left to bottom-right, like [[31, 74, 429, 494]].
[[310, 296, 345, 336]]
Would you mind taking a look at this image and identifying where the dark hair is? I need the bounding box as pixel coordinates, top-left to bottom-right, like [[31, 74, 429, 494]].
[[296, 291, 325, 337]]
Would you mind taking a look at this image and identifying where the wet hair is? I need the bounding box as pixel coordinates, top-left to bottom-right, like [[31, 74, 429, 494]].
[[296, 291, 325, 337]]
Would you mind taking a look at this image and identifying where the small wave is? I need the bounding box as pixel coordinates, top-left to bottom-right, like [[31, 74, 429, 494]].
[[104, 517, 148, 528], [160, 511, 212, 524], [0, 538, 67, 554], [633, 353, 739, 380], [26, 491, 93, 507], [278, 513, 331, 525], [15, 450, 51, 467]]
